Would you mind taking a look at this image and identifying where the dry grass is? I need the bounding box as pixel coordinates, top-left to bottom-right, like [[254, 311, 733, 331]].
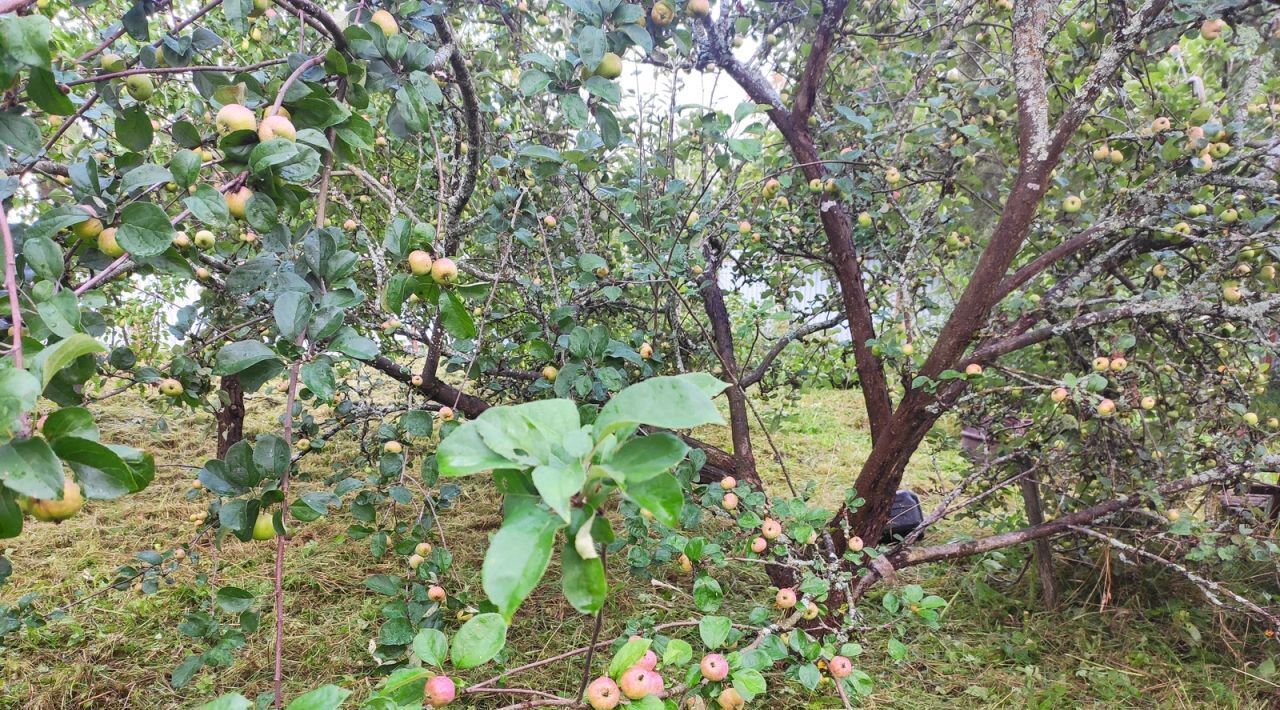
[[0, 387, 1273, 708]]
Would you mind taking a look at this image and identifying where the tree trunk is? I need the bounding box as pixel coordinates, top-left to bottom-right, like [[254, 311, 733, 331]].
[[1020, 477, 1058, 608], [698, 258, 760, 486], [216, 374, 245, 458]]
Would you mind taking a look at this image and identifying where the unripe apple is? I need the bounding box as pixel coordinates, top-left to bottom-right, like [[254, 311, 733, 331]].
[[215, 103, 256, 135], [252, 511, 276, 540], [808, 177, 823, 193], [1140, 396, 1156, 410], [425, 675, 455, 707], [1108, 148, 1124, 163], [751, 536, 767, 553], [964, 363, 982, 376], [1244, 412, 1259, 426], [225, 186, 252, 219], [1151, 263, 1168, 278], [762, 178, 781, 198], [721, 492, 738, 510], [438, 406, 454, 421], [408, 553, 425, 569], [650, 2, 674, 25], [258, 114, 296, 142], [1210, 141, 1231, 158], [687, 0, 711, 16], [1223, 284, 1242, 302], [427, 585, 446, 601], [543, 214, 557, 228], [195, 267, 211, 281], [1110, 357, 1127, 371], [410, 375, 424, 387], [29, 478, 85, 522], [172, 231, 191, 248], [415, 542, 432, 556], [884, 166, 901, 184], [98, 227, 124, 257], [1092, 356, 1111, 372], [596, 52, 623, 79], [636, 648, 658, 671], [408, 250, 433, 275], [159, 378, 184, 396], [586, 676, 621, 710], [71, 208, 104, 241], [370, 9, 400, 35], [619, 666, 654, 699], [1096, 398, 1116, 417], [194, 229, 216, 250], [857, 211, 872, 227], [1200, 18, 1226, 40], [1051, 387, 1069, 403], [1188, 203, 1207, 216], [847, 535, 864, 552], [829, 655, 853, 679], [124, 74, 154, 101], [1062, 195, 1082, 213], [99, 52, 126, 72], [1091, 144, 1110, 161], [597, 265, 611, 277], [1221, 208, 1239, 223], [716, 687, 744, 709], [431, 257, 458, 284], [775, 587, 797, 608], [719, 476, 736, 490], [639, 342, 654, 359], [761, 518, 782, 540], [542, 365, 558, 381], [1150, 117, 1171, 133], [384, 440, 403, 454]]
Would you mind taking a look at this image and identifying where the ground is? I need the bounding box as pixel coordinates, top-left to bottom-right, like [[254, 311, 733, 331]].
[[0, 387, 1274, 708]]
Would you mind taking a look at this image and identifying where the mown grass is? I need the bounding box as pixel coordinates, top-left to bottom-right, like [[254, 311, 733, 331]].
[[0, 387, 1275, 708]]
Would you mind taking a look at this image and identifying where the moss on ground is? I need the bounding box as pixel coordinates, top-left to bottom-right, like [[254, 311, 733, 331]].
[[0, 388, 1273, 708]]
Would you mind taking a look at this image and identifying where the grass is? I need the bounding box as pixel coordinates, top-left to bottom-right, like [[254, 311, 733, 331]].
[[0, 386, 1275, 708]]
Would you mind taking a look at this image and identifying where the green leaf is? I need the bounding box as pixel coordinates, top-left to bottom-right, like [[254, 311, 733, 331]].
[[285, 685, 351, 710], [519, 69, 552, 96], [450, 613, 507, 669], [622, 473, 683, 527], [0, 368, 39, 441], [482, 499, 563, 620], [662, 638, 692, 667], [252, 433, 290, 479], [39, 407, 98, 442], [594, 374, 728, 438], [21, 235, 62, 280], [116, 106, 154, 152], [699, 615, 732, 649], [249, 138, 300, 174], [184, 184, 230, 227], [329, 327, 378, 360], [560, 539, 606, 614], [607, 637, 650, 679], [364, 668, 429, 706], [0, 109, 39, 154], [301, 358, 336, 401], [28, 333, 104, 388], [198, 692, 249, 710], [400, 410, 434, 438], [0, 486, 23, 538], [170, 149, 202, 188], [412, 628, 448, 667], [439, 290, 477, 340], [213, 340, 279, 376], [53, 438, 153, 498], [731, 668, 767, 701], [693, 574, 723, 612], [603, 432, 688, 483], [214, 586, 255, 613], [1, 15, 52, 67], [0, 437, 63, 499], [116, 202, 173, 258], [364, 574, 402, 596], [120, 163, 173, 194], [436, 421, 511, 477], [577, 26, 606, 71], [273, 291, 312, 340], [532, 463, 585, 522]]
